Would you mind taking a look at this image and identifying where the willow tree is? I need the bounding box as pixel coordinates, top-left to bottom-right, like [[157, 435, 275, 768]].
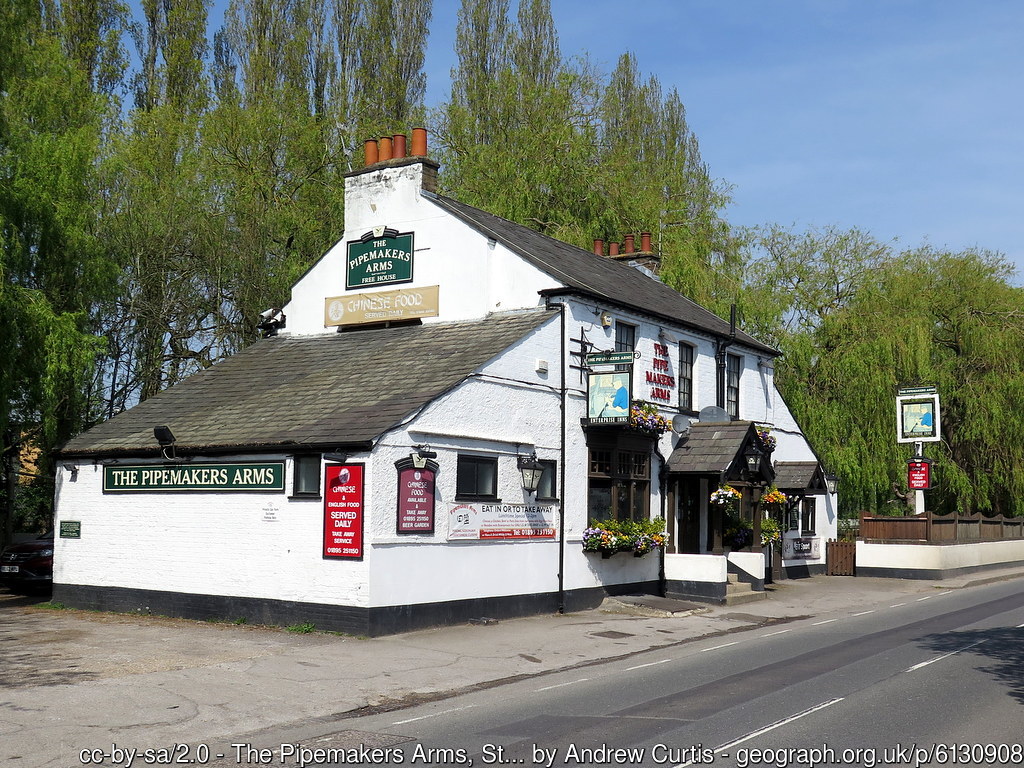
[[1, 0, 115, 537], [747, 232, 1024, 517]]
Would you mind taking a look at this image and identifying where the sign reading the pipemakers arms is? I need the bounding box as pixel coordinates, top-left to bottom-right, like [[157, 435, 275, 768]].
[[346, 227, 414, 289], [103, 463, 285, 492]]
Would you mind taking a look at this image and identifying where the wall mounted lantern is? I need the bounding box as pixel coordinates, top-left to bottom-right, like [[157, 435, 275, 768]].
[[412, 444, 438, 469], [744, 445, 762, 474], [825, 473, 839, 495], [517, 453, 544, 494]]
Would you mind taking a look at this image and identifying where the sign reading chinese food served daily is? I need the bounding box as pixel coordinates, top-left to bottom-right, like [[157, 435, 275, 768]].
[[397, 466, 436, 534], [103, 463, 284, 492], [346, 230, 414, 289], [324, 285, 439, 328], [447, 503, 557, 541], [907, 458, 933, 490], [324, 464, 364, 559]]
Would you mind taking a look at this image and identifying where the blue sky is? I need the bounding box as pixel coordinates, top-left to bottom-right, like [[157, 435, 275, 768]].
[[420, 1, 1024, 282]]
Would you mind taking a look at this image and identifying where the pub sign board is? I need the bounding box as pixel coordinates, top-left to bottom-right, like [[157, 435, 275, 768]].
[[896, 386, 941, 443], [396, 460, 436, 534], [103, 463, 285, 492], [323, 463, 364, 559], [586, 371, 632, 424], [907, 458, 933, 490], [346, 230, 414, 289]]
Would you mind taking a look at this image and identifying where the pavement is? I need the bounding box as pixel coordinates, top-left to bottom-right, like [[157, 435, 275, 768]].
[[3, 566, 1024, 768]]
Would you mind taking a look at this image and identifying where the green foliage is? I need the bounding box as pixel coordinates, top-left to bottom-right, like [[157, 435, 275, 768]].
[[744, 228, 1024, 517], [286, 621, 316, 633]]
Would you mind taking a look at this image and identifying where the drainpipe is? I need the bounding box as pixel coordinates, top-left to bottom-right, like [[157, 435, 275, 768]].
[[715, 304, 737, 410], [654, 443, 668, 596], [545, 297, 568, 614]]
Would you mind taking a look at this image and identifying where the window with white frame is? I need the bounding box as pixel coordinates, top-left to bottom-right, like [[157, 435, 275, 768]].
[[678, 342, 694, 412], [726, 354, 742, 419], [292, 454, 321, 497], [801, 497, 817, 534]]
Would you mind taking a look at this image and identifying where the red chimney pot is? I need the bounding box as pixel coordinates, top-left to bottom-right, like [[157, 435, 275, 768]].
[[641, 231, 652, 252], [624, 234, 635, 254], [411, 127, 428, 156], [593, 239, 604, 256], [392, 133, 407, 159], [364, 139, 379, 166], [379, 136, 393, 161], [609, 242, 620, 256]]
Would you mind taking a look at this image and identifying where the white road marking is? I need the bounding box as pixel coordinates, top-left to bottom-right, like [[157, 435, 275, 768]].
[[852, 610, 875, 616], [535, 678, 590, 692], [916, 595, 934, 601], [812, 619, 838, 626], [700, 641, 739, 652], [626, 659, 671, 671], [891, 603, 906, 607], [675, 698, 845, 767], [906, 640, 987, 672], [760, 629, 791, 637], [392, 704, 477, 725]]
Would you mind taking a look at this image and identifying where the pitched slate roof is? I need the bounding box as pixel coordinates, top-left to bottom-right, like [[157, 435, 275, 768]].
[[666, 422, 754, 475], [428, 193, 778, 356], [773, 461, 825, 491], [666, 421, 777, 487], [59, 310, 553, 457]]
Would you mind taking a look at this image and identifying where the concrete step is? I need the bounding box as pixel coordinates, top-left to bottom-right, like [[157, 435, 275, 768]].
[[725, 579, 767, 605]]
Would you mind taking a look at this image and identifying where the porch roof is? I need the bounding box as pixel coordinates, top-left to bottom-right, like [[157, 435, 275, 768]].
[[773, 461, 827, 492], [666, 421, 775, 484]]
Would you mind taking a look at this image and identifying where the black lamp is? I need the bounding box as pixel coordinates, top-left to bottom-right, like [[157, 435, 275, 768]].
[[825, 473, 839, 494], [517, 454, 544, 494], [744, 445, 762, 474], [412, 444, 437, 469], [154, 425, 176, 460]]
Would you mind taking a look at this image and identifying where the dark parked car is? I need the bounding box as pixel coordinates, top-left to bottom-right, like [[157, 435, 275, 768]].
[[0, 532, 54, 594]]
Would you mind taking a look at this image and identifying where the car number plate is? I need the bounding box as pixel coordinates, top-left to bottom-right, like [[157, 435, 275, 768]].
[[1, 565, 18, 573]]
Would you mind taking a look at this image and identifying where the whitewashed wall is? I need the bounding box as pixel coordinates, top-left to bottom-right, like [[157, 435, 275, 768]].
[[285, 163, 561, 336], [53, 454, 372, 607]]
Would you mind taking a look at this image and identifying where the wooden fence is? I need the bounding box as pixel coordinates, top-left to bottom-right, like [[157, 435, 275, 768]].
[[860, 510, 1024, 543]]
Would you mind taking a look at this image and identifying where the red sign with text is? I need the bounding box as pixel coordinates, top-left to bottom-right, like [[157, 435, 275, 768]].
[[397, 467, 436, 533], [907, 459, 932, 490], [323, 464, 364, 559]]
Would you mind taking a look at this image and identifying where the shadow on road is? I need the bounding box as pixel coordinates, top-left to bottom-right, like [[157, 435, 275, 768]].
[[918, 627, 1024, 704]]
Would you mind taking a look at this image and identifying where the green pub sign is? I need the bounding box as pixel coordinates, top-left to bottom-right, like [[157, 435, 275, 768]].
[[346, 230, 414, 289], [103, 462, 285, 492], [60, 521, 81, 538]]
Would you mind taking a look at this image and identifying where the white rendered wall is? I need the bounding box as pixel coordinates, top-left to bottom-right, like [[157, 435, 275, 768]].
[[857, 539, 1024, 573], [284, 163, 560, 335], [53, 455, 371, 607]]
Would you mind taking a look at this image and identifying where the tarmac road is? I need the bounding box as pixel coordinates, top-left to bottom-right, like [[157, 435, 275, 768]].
[[2, 569, 1022, 768]]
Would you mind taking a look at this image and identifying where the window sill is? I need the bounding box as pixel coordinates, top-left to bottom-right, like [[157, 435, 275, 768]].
[[289, 494, 322, 501]]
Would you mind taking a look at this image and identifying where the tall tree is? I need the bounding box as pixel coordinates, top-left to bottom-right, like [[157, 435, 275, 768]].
[[1, 0, 115, 539]]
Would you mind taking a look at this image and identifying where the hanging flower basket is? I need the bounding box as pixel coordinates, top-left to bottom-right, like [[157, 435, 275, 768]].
[[710, 485, 742, 506], [629, 401, 671, 436], [755, 425, 777, 452], [582, 518, 667, 558], [760, 516, 782, 546], [761, 486, 787, 505]]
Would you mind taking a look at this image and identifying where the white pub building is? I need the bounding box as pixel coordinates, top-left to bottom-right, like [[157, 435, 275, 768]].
[[54, 131, 837, 635]]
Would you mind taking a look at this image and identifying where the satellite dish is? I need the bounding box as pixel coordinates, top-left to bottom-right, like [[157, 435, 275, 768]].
[[671, 414, 691, 434], [698, 405, 731, 423]]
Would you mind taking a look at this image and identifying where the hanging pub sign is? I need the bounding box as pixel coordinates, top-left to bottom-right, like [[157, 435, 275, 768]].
[[324, 285, 439, 327], [907, 458, 933, 490], [103, 462, 285, 492], [323, 464, 364, 559], [346, 228, 414, 289], [896, 386, 941, 443], [395, 457, 437, 534], [586, 370, 632, 424], [585, 350, 637, 366]]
